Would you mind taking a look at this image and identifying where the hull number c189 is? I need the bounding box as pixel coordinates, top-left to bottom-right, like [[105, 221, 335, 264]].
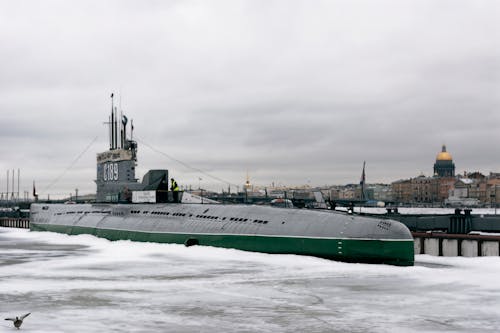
[[103, 163, 118, 181]]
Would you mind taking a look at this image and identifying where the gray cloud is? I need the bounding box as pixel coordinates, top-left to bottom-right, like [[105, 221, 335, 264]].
[[0, 0, 498, 197]]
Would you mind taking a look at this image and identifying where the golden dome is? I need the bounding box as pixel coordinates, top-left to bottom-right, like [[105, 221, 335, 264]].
[[436, 145, 452, 161]]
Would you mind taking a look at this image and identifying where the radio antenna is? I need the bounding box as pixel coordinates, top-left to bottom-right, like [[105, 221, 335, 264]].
[[110, 93, 115, 149]]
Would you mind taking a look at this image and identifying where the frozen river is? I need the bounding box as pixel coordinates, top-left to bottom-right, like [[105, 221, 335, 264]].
[[1, 227, 499, 332]]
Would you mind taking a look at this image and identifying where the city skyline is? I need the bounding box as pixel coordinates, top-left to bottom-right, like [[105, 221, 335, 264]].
[[0, 1, 498, 197], [0, 143, 497, 200]]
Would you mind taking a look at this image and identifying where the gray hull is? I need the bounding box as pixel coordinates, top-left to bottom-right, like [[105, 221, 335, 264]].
[[31, 203, 414, 265]]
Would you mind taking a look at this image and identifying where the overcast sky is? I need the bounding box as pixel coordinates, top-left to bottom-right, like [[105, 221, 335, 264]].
[[0, 0, 499, 198]]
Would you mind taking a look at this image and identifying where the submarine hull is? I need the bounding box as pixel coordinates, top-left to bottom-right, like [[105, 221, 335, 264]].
[[30, 203, 414, 266]]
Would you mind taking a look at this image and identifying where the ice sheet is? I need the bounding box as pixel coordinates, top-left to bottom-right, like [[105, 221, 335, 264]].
[[1, 227, 499, 332]]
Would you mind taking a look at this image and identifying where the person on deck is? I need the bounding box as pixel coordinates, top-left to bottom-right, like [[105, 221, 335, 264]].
[[171, 178, 180, 203]]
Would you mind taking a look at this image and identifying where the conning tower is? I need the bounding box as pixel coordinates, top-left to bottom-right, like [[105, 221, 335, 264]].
[[95, 94, 173, 203], [95, 94, 142, 202]]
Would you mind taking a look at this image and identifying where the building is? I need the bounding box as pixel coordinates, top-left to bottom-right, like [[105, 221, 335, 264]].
[[433, 145, 455, 177], [411, 175, 438, 204], [366, 184, 392, 202], [486, 173, 500, 207], [445, 178, 481, 207], [436, 177, 456, 202], [391, 179, 413, 204], [392, 145, 457, 205]]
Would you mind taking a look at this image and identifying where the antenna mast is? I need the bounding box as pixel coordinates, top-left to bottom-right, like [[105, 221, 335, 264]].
[[119, 90, 124, 148], [120, 110, 124, 148], [110, 93, 115, 150]]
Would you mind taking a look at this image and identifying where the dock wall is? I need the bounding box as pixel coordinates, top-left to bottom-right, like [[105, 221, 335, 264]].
[[0, 217, 30, 229], [413, 232, 500, 257]]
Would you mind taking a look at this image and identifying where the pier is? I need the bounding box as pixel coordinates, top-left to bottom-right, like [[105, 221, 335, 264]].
[[0, 217, 30, 229], [413, 232, 500, 257]]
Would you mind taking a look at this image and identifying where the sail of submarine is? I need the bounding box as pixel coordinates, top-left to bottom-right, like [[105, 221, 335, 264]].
[[30, 97, 414, 266]]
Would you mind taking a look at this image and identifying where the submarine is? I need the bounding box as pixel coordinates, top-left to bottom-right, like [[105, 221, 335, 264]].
[[30, 98, 414, 266]]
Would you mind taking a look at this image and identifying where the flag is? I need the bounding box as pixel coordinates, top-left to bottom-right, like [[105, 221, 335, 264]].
[[122, 115, 128, 125], [32, 181, 37, 197]]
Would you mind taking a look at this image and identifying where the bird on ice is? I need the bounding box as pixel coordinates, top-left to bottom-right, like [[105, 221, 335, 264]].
[[5, 313, 30, 329]]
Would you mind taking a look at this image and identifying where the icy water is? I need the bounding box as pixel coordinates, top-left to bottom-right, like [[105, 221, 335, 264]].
[[1, 228, 499, 333]]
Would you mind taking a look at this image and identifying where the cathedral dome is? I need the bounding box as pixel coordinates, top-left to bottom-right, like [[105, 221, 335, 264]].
[[433, 145, 455, 177], [436, 145, 452, 161]]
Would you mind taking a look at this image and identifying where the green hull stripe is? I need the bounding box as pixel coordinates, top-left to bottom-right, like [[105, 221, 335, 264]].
[[30, 223, 414, 266]]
